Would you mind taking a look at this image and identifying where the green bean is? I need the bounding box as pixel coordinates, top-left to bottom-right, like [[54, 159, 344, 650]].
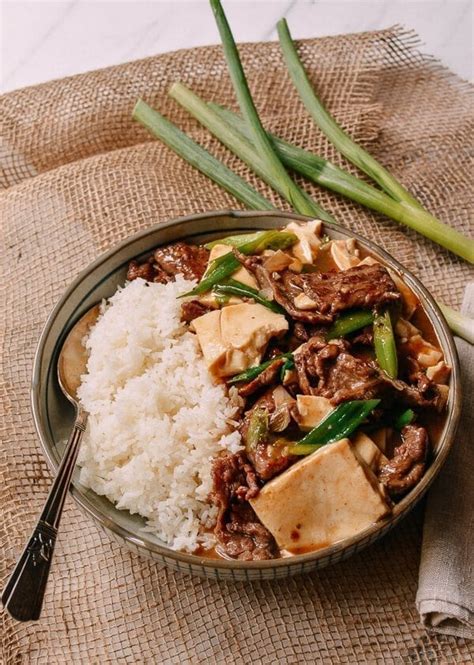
[[374, 310, 398, 378], [326, 310, 375, 340], [288, 399, 380, 455]]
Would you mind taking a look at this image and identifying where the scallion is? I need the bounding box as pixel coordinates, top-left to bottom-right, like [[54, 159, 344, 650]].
[[280, 354, 295, 380], [132, 99, 274, 211], [228, 353, 293, 384], [184, 230, 293, 296], [374, 310, 398, 378], [170, 81, 335, 223], [327, 310, 374, 340], [277, 18, 423, 210], [276, 19, 474, 264], [208, 102, 474, 264], [213, 278, 285, 313], [288, 399, 381, 455], [438, 302, 474, 344], [205, 231, 267, 250], [245, 407, 269, 453], [208, 0, 334, 221], [393, 408, 415, 430], [205, 229, 297, 251]]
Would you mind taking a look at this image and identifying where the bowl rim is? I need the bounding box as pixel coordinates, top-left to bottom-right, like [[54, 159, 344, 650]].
[[31, 209, 462, 571]]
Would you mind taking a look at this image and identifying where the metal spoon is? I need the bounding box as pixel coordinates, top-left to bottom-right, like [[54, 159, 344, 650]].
[[2, 305, 100, 621]]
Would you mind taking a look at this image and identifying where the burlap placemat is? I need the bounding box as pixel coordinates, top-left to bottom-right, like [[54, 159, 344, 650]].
[[1, 27, 473, 663]]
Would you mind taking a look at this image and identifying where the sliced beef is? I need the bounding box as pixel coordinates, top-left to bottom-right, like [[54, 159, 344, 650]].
[[351, 326, 374, 346], [244, 259, 333, 325], [237, 357, 285, 398], [379, 424, 428, 497], [153, 242, 209, 282], [210, 451, 278, 561], [294, 336, 442, 409], [387, 378, 442, 410], [295, 338, 384, 403], [219, 503, 279, 561], [180, 299, 213, 323], [127, 242, 209, 285], [242, 258, 400, 325], [297, 264, 400, 315], [240, 390, 292, 481], [210, 451, 260, 507], [293, 321, 310, 342], [126, 259, 156, 283], [244, 437, 292, 481]]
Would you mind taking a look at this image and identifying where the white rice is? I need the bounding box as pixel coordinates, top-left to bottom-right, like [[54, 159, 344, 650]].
[[77, 276, 242, 552]]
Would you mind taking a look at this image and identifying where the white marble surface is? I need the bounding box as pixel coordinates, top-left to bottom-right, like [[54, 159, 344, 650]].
[[1, 0, 472, 94]]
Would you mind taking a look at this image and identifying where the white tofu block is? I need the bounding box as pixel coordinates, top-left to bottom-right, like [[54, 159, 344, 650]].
[[210, 244, 258, 289], [330, 239, 360, 270], [351, 432, 388, 472], [426, 361, 451, 384], [286, 220, 322, 264], [295, 395, 333, 431], [191, 303, 288, 378], [250, 438, 390, 552]]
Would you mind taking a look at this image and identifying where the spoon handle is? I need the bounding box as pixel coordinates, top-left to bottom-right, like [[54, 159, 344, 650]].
[[2, 408, 87, 621]]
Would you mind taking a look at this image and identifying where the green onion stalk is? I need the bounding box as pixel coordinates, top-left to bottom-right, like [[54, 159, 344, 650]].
[[213, 279, 285, 313], [228, 353, 293, 385], [207, 102, 474, 264], [438, 302, 474, 345], [288, 399, 381, 456], [277, 18, 423, 211], [208, 0, 334, 221], [393, 408, 415, 430], [184, 230, 297, 296], [245, 407, 269, 453], [276, 18, 474, 264], [327, 310, 374, 340], [373, 310, 398, 378], [205, 231, 268, 250], [132, 99, 275, 211], [170, 82, 335, 224]]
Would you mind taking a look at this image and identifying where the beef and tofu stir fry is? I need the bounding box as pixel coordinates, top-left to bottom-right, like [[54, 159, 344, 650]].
[[127, 222, 450, 561]]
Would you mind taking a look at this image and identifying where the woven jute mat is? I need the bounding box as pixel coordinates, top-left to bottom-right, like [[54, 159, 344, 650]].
[[1, 27, 473, 664]]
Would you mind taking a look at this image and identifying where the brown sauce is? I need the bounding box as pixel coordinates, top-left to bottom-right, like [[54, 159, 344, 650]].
[[283, 542, 331, 556], [194, 545, 222, 560], [411, 305, 441, 347], [313, 244, 338, 272]]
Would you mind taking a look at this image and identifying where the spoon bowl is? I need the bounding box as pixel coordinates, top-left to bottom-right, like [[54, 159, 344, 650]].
[[57, 304, 100, 403]]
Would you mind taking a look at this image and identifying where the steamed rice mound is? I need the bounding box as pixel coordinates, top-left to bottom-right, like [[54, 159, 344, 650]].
[[77, 276, 242, 552]]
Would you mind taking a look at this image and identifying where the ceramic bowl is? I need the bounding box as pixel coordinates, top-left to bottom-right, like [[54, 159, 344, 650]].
[[32, 210, 461, 581]]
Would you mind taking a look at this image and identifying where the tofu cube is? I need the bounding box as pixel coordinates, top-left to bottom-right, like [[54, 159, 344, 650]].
[[191, 303, 288, 378], [351, 431, 388, 472], [250, 438, 390, 552], [295, 395, 333, 431]]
